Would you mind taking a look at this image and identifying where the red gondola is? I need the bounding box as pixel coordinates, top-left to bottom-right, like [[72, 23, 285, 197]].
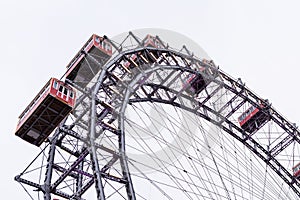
[[123, 34, 162, 70], [182, 64, 207, 95], [65, 34, 112, 88], [184, 73, 206, 95], [238, 104, 269, 133], [293, 162, 300, 178], [15, 78, 75, 146], [142, 34, 162, 48]]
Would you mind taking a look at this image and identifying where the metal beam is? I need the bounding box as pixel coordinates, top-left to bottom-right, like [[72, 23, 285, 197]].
[[51, 149, 89, 190]]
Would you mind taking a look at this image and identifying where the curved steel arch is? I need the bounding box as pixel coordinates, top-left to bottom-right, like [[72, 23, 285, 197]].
[[88, 45, 300, 198], [128, 85, 300, 197], [15, 32, 300, 200]]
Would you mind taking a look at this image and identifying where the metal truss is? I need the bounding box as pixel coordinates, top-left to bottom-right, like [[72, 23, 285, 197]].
[[15, 32, 300, 199]]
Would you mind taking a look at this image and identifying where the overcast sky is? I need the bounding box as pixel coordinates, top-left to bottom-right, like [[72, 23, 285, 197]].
[[1, 0, 300, 199]]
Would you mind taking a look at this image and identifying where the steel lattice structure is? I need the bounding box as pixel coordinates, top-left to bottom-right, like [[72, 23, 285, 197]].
[[15, 31, 300, 200]]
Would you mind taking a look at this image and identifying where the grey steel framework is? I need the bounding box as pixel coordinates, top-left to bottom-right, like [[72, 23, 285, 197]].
[[15, 32, 300, 200]]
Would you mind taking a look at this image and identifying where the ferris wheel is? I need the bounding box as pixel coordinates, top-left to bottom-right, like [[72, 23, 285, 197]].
[[14, 29, 300, 200]]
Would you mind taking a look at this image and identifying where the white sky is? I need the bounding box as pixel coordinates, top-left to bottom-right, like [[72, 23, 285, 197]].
[[1, 0, 300, 199]]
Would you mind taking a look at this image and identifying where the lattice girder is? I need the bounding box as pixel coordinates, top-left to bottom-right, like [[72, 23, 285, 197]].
[[15, 33, 300, 200]]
